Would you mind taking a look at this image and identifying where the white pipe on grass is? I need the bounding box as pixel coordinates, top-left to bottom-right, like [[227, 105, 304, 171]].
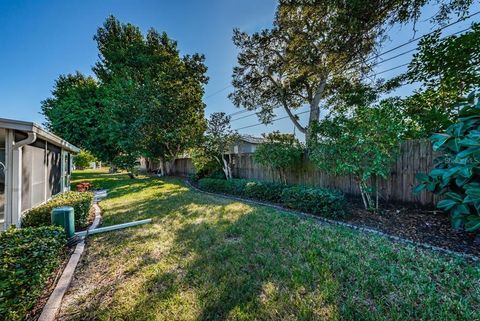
[[75, 218, 152, 238]]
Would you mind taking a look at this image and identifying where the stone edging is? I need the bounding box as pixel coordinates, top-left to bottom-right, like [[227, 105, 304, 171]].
[[185, 180, 479, 263]]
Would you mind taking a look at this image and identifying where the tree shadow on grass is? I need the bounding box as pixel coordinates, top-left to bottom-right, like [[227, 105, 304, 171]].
[[119, 202, 341, 320]]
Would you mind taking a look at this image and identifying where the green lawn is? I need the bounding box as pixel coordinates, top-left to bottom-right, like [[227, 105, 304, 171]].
[[59, 169, 480, 320]]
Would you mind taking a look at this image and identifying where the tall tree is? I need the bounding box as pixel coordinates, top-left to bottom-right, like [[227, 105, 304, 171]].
[[230, 0, 474, 145], [93, 16, 208, 175], [41, 72, 120, 163], [43, 16, 208, 176]]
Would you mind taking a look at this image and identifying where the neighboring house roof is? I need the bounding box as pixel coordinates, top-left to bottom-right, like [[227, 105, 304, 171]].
[[0, 118, 80, 153], [238, 135, 265, 145]]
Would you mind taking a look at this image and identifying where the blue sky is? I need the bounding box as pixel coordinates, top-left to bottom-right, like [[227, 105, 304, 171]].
[[0, 0, 478, 139]]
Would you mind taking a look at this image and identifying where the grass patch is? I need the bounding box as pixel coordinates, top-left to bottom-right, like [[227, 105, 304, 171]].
[[60, 169, 480, 320]]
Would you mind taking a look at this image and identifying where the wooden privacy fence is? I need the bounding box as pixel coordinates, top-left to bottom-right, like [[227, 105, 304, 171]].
[[175, 139, 439, 206]]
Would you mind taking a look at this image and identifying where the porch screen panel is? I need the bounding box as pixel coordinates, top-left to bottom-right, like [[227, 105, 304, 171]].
[[21, 139, 46, 212], [47, 144, 61, 197]]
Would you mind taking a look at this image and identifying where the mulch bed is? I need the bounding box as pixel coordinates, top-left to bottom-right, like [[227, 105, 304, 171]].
[[342, 203, 480, 257], [187, 179, 479, 258]]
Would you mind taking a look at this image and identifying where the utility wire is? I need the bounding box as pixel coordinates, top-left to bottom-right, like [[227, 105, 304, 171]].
[[227, 109, 250, 117], [231, 111, 258, 122], [363, 10, 480, 65], [207, 11, 479, 103], [224, 12, 480, 130], [235, 110, 310, 131], [204, 84, 232, 99]]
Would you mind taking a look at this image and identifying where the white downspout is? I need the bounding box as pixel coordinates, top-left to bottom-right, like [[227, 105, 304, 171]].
[[12, 132, 36, 227]]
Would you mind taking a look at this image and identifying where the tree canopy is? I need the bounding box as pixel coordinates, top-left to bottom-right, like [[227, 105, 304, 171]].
[[399, 23, 480, 138], [230, 0, 474, 145], [42, 16, 208, 175]]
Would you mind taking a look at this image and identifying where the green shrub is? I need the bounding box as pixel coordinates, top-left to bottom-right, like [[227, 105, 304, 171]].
[[281, 185, 346, 218], [198, 178, 346, 218], [22, 191, 94, 230], [243, 180, 284, 203], [198, 178, 243, 195], [0, 226, 66, 321], [416, 91, 480, 231], [74, 150, 96, 169]]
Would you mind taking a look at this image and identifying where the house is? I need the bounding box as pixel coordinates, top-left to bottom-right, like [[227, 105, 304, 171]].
[[229, 135, 265, 154], [0, 118, 79, 230]]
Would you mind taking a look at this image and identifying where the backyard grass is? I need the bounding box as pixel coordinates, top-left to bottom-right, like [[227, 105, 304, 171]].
[[59, 169, 480, 320]]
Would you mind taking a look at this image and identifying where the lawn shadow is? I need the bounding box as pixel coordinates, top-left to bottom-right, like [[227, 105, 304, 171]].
[[120, 195, 341, 320]]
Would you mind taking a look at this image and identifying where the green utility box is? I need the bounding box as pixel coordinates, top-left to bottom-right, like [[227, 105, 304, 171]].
[[51, 206, 75, 239]]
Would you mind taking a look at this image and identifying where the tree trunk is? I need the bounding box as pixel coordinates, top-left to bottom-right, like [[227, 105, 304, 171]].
[[164, 159, 175, 176], [305, 77, 328, 147], [221, 155, 232, 180], [358, 181, 368, 210]]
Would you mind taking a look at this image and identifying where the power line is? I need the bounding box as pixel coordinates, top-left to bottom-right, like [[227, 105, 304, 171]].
[[204, 84, 232, 99], [227, 109, 250, 117], [231, 111, 258, 122], [368, 25, 474, 76], [348, 25, 474, 77], [222, 11, 480, 131], [363, 10, 480, 65], [235, 110, 310, 131]]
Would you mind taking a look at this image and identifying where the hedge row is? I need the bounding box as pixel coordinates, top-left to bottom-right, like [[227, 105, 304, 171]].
[[198, 178, 346, 218], [0, 226, 66, 321], [22, 191, 94, 230]]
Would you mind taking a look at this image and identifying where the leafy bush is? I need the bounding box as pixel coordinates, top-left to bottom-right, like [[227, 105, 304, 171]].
[[416, 92, 480, 232], [310, 101, 404, 210], [74, 150, 96, 170], [190, 147, 222, 180], [198, 178, 246, 195], [243, 180, 285, 203], [22, 191, 94, 230], [281, 185, 346, 218], [0, 226, 66, 321], [198, 178, 346, 218], [253, 132, 303, 184]]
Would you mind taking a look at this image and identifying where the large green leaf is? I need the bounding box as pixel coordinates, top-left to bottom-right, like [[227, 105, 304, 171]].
[[413, 183, 426, 193], [430, 133, 450, 150], [455, 175, 470, 187], [444, 192, 464, 202], [451, 216, 464, 230], [430, 168, 446, 177], [442, 167, 460, 180], [459, 138, 480, 147], [457, 146, 480, 159], [465, 187, 480, 198], [447, 138, 462, 152], [437, 199, 459, 211], [451, 203, 470, 215], [465, 216, 480, 232]]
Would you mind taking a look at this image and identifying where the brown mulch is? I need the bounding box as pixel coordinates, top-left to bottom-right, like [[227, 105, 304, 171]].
[[340, 203, 480, 257]]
